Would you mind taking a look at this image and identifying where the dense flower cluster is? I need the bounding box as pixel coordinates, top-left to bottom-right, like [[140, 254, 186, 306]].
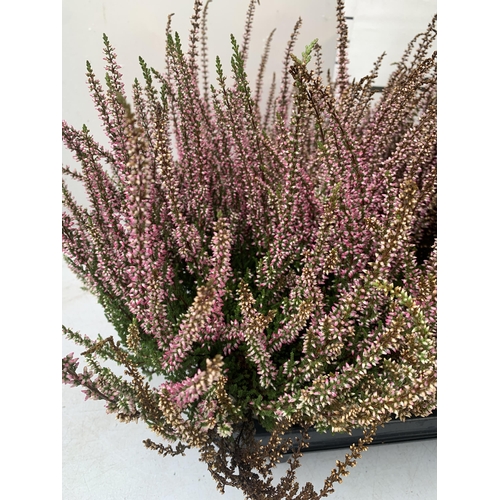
[[62, 0, 436, 497]]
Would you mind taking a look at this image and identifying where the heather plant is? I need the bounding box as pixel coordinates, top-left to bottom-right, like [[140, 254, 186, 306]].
[[62, 0, 437, 498]]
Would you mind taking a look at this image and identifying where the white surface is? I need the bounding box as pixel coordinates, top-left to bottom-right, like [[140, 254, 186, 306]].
[[62, 259, 436, 499]]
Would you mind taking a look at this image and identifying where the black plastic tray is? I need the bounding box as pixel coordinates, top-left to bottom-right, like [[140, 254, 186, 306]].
[[254, 410, 437, 453]]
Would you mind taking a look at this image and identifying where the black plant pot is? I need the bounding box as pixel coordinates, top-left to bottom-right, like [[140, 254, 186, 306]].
[[254, 410, 437, 453]]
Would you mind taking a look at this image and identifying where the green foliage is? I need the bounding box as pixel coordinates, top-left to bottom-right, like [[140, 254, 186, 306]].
[[291, 38, 319, 67]]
